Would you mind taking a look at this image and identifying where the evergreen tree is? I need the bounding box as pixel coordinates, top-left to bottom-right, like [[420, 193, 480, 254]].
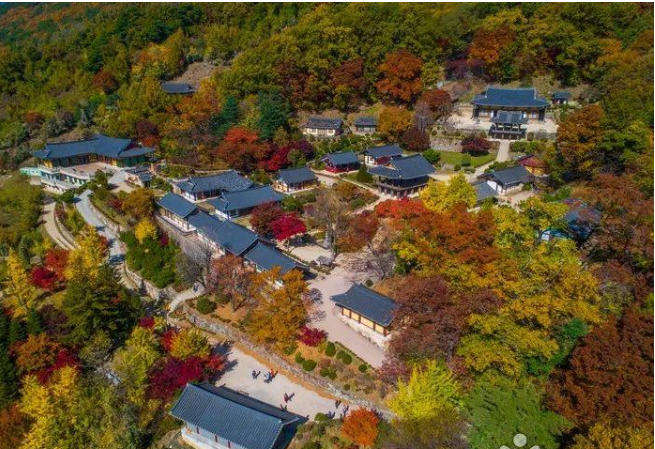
[[25, 309, 43, 336], [0, 348, 18, 409], [213, 95, 239, 137], [356, 163, 373, 183], [256, 91, 289, 140], [7, 319, 25, 347]]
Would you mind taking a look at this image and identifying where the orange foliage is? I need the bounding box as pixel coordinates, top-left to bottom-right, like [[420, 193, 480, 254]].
[[341, 408, 380, 447], [375, 50, 423, 103]]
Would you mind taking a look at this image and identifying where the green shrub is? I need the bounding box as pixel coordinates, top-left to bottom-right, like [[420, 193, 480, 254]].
[[453, 164, 461, 171], [461, 154, 472, 167], [283, 343, 298, 356], [314, 413, 330, 423], [349, 198, 366, 209], [302, 442, 322, 449], [358, 363, 368, 373], [423, 148, 440, 164], [295, 352, 305, 364], [215, 292, 231, 305], [343, 383, 351, 391], [341, 353, 352, 365], [195, 297, 217, 314], [325, 342, 336, 357], [302, 359, 317, 371], [355, 164, 373, 183]]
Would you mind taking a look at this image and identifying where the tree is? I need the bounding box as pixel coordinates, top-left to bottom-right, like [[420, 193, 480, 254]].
[[0, 405, 28, 449], [461, 136, 492, 155], [465, 379, 570, 449], [175, 242, 213, 288], [256, 91, 289, 140], [557, 105, 606, 177], [136, 120, 161, 147], [344, 221, 396, 281], [306, 188, 349, 256], [518, 196, 568, 244], [270, 212, 306, 243], [570, 422, 654, 449], [249, 268, 307, 349], [92, 70, 118, 94], [378, 106, 413, 142], [121, 188, 156, 219], [134, 218, 158, 244], [14, 334, 63, 376], [3, 251, 38, 317], [338, 211, 379, 253], [375, 50, 423, 103], [419, 176, 476, 212], [207, 254, 254, 311], [249, 202, 283, 236], [0, 348, 18, 410], [341, 409, 379, 447], [213, 127, 269, 172], [330, 57, 368, 111], [65, 226, 109, 281], [169, 329, 211, 360], [375, 198, 427, 220], [416, 89, 452, 122], [43, 248, 68, 284], [547, 309, 653, 427], [400, 126, 430, 152], [355, 163, 373, 184], [30, 266, 56, 291]]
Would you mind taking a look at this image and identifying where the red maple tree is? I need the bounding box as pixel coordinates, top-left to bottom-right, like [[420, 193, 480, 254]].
[[270, 212, 306, 242]]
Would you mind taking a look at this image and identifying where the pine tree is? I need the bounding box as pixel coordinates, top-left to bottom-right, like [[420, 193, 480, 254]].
[[213, 95, 239, 137], [0, 348, 17, 409], [25, 309, 43, 336], [7, 319, 25, 347], [356, 163, 373, 183], [257, 91, 289, 140]]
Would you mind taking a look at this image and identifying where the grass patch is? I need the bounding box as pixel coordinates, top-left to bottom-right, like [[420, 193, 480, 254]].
[[435, 150, 496, 168]]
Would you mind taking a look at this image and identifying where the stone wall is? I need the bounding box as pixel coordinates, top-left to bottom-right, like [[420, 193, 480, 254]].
[[124, 263, 173, 301], [181, 304, 385, 412]]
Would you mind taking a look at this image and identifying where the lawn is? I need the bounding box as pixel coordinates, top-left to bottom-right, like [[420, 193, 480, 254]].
[[435, 150, 496, 167]]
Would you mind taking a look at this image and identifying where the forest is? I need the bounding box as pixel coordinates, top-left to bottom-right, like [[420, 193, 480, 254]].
[[0, 3, 652, 449]]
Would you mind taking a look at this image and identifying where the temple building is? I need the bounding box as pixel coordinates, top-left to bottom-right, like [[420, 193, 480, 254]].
[[488, 111, 528, 140], [301, 116, 343, 138], [173, 171, 253, 202], [331, 284, 398, 337], [368, 154, 435, 197], [274, 167, 318, 192], [320, 151, 360, 173], [362, 144, 403, 166], [353, 116, 378, 135], [472, 87, 548, 121]]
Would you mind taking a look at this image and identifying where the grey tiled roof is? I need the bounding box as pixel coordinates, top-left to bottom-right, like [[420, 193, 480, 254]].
[[207, 185, 284, 213], [473, 181, 497, 202], [491, 110, 528, 124], [488, 165, 532, 186], [363, 144, 403, 159], [354, 116, 377, 127], [278, 167, 316, 185], [170, 383, 299, 449], [331, 284, 398, 327], [552, 91, 571, 100], [32, 134, 154, 160], [157, 193, 198, 219], [321, 151, 359, 166], [244, 242, 298, 275], [304, 116, 343, 130], [188, 211, 258, 255], [472, 87, 548, 108], [175, 171, 253, 194], [161, 82, 196, 94], [368, 154, 435, 180]]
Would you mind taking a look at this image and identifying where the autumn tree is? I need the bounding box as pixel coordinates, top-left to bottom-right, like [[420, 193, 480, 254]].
[[330, 57, 368, 111], [570, 422, 654, 449], [375, 198, 427, 221], [270, 212, 306, 244], [557, 104, 606, 177], [3, 251, 38, 317], [547, 309, 653, 427], [213, 127, 269, 172], [207, 254, 254, 311], [169, 328, 211, 360], [136, 120, 161, 147], [461, 136, 492, 155], [416, 88, 452, 122], [248, 268, 307, 349], [338, 211, 380, 253], [43, 248, 68, 284], [375, 50, 423, 103], [121, 188, 156, 219], [341, 408, 380, 447], [249, 202, 283, 236], [306, 187, 350, 256], [0, 406, 28, 449], [400, 126, 430, 152], [134, 218, 157, 244], [92, 70, 118, 94], [65, 226, 108, 281], [419, 175, 476, 212], [378, 106, 413, 142], [344, 221, 396, 281]]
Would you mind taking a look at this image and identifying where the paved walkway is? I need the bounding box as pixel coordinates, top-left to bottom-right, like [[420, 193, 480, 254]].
[[75, 190, 124, 263], [308, 264, 386, 368], [41, 201, 77, 250], [218, 345, 341, 420], [495, 140, 511, 163]]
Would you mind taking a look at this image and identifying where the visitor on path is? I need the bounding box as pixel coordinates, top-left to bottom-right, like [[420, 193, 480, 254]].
[[251, 370, 256, 379], [283, 393, 289, 403], [334, 400, 341, 409]]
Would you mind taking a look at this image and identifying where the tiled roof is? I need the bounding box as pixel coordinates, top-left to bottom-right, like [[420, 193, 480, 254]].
[[244, 242, 298, 275], [331, 284, 398, 327], [491, 110, 528, 125], [278, 167, 316, 185], [354, 116, 377, 127], [473, 181, 497, 202], [32, 134, 154, 160], [368, 154, 435, 180], [488, 165, 532, 186], [552, 91, 571, 100], [175, 171, 253, 194], [157, 193, 198, 219], [188, 211, 258, 255], [207, 185, 284, 213], [304, 116, 343, 130], [170, 383, 299, 449], [561, 198, 601, 240], [472, 87, 548, 108], [321, 151, 359, 166], [161, 82, 196, 94], [363, 144, 403, 159]]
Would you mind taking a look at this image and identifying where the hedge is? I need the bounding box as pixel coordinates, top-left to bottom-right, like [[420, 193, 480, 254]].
[[302, 359, 317, 371]]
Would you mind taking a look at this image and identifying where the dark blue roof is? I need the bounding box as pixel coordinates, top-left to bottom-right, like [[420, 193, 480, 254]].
[[170, 384, 299, 449], [368, 154, 435, 180], [161, 82, 196, 94], [491, 111, 528, 124], [157, 193, 198, 219], [321, 151, 359, 166], [278, 167, 316, 185], [552, 91, 571, 100], [176, 171, 253, 194], [473, 182, 497, 202], [244, 242, 298, 275], [472, 87, 548, 108], [354, 116, 377, 127], [363, 144, 403, 159], [561, 199, 601, 240], [304, 116, 343, 130], [32, 134, 154, 160], [488, 165, 532, 185], [331, 284, 398, 327], [188, 211, 259, 255], [208, 186, 284, 213]]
